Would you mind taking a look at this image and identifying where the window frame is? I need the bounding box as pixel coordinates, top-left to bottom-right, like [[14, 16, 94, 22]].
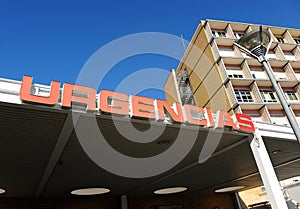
[[212, 30, 227, 38], [226, 66, 244, 78], [294, 39, 300, 44], [234, 32, 245, 39], [284, 90, 298, 101], [283, 50, 296, 61], [260, 89, 278, 103], [234, 89, 254, 103], [276, 36, 285, 43]]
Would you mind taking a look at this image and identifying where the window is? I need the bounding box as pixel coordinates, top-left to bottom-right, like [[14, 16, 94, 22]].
[[260, 90, 277, 103], [243, 110, 262, 122], [269, 111, 288, 125], [250, 66, 267, 79], [266, 49, 277, 60], [228, 74, 243, 78], [234, 89, 254, 103], [294, 38, 300, 44], [284, 90, 298, 101], [294, 68, 300, 80], [294, 111, 300, 125], [212, 30, 226, 37], [283, 50, 296, 61], [234, 32, 245, 39], [226, 66, 243, 78], [219, 46, 235, 57], [276, 36, 285, 43], [273, 68, 287, 80]]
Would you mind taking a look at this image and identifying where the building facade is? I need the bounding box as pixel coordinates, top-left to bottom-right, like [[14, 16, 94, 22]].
[[165, 19, 300, 127]]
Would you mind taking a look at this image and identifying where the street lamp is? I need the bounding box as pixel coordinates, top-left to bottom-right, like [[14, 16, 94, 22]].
[[234, 26, 300, 144]]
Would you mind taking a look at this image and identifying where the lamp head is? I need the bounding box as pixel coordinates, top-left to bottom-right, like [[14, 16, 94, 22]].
[[235, 27, 271, 58]]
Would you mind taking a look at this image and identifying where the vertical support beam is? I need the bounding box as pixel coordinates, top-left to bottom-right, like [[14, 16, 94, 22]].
[[234, 192, 243, 209], [121, 195, 128, 209], [250, 130, 288, 209]]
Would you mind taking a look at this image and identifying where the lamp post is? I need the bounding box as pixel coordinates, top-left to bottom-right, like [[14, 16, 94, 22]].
[[234, 26, 300, 144]]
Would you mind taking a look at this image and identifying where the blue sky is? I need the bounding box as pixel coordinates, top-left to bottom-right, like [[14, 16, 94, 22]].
[[0, 0, 299, 99]]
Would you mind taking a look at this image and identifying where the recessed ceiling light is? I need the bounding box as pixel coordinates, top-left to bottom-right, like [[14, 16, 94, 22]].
[[272, 150, 280, 154], [215, 186, 245, 193], [157, 140, 171, 145], [0, 188, 5, 194], [154, 187, 187, 194], [71, 188, 110, 195]]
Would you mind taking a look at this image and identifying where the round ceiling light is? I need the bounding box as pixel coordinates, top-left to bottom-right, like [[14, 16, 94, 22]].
[[154, 187, 187, 194], [71, 187, 110, 195], [0, 188, 5, 194], [215, 186, 245, 193]]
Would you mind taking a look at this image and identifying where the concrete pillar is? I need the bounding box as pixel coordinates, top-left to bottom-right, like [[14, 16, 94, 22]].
[[250, 130, 288, 209]]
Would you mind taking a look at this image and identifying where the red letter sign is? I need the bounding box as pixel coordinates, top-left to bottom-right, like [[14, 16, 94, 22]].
[[99, 90, 129, 115], [61, 83, 96, 111], [216, 110, 238, 130], [235, 113, 255, 133], [155, 100, 183, 122], [131, 95, 155, 119], [184, 104, 207, 126], [20, 75, 60, 105]]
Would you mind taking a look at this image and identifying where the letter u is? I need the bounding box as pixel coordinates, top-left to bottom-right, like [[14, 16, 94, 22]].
[[20, 75, 60, 105]]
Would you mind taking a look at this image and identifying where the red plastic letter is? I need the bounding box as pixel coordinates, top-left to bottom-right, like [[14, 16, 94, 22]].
[[204, 108, 215, 127], [20, 75, 60, 105], [62, 83, 96, 111], [216, 110, 238, 130], [131, 95, 155, 119], [99, 90, 129, 115], [235, 113, 255, 133], [155, 100, 183, 122], [184, 104, 207, 126]]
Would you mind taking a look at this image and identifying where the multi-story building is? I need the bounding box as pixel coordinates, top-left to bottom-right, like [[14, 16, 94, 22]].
[[165, 19, 300, 127], [1, 19, 300, 209]]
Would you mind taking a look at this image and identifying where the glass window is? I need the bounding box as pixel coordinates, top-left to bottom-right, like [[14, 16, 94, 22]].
[[234, 89, 254, 103], [273, 68, 287, 80], [266, 49, 277, 60], [294, 68, 300, 80], [226, 66, 243, 78], [270, 112, 288, 125], [276, 36, 285, 43], [219, 46, 235, 57], [243, 110, 262, 122], [250, 66, 267, 79], [234, 32, 245, 39], [260, 90, 277, 103], [283, 51, 296, 61], [284, 90, 298, 101], [294, 111, 300, 125], [212, 30, 226, 37], [294, 39, 300, 44], [228, 74, 243, 78]]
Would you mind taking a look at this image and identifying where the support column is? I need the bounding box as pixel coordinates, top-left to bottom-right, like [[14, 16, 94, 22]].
[[121, 195, 128, 209], [250, 130, 288, 209], [234, 192, 243, 209]]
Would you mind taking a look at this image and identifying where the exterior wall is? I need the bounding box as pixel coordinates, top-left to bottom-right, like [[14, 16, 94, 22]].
[[165, 19, 300, 125], [165, 21, 232, 112], [206, 20, 300, 124]]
